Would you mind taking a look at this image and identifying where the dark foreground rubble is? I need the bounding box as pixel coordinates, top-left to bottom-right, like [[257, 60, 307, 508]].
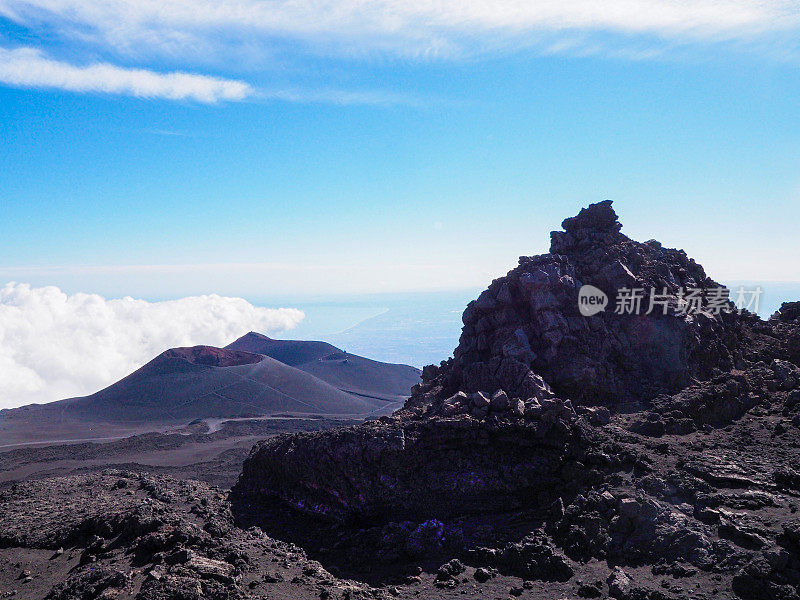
[[0, 471, 621, 600], [0, 471, 379, 600]]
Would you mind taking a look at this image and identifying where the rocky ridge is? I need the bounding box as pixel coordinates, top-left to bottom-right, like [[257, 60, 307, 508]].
[[416, 199, 774, 408]]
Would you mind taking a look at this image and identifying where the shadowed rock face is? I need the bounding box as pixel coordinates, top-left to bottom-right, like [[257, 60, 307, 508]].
[[236, 202, 785, 520], [238, 200, 763, 524], [239, 404, 594, 524]]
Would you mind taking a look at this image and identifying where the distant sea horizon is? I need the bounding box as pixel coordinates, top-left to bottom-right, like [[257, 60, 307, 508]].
[[250, 281, 800, 369]]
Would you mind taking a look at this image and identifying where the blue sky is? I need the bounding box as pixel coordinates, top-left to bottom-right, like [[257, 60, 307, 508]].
[[2, 0, 800, 298]]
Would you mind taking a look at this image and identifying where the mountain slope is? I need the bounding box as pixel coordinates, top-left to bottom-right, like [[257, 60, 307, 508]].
[[0, 343, 413, 446], [225, 334, 341, 367], [226, 332, 421, 402]]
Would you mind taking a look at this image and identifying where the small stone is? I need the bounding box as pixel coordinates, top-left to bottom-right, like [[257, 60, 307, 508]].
[[491, 390, 510, 412], [511, 398, 525, 417], [446, 391, 469, 406], [470, 391, 491, 409], [549, 497, 565, 520], [608, 567, 632, 599], [578, 582, 603, 598], [582, 406, 611, 426]]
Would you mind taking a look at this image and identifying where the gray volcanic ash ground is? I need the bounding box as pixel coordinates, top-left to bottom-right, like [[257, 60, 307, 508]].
[[3, 201, 800, 600]]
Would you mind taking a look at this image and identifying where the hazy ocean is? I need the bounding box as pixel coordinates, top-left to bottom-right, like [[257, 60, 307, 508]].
[[251, 282, 800, 369]]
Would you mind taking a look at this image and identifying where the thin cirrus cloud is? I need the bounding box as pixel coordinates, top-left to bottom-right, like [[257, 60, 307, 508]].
[[0, 46, 253, 102], [1, 0, 798, 59], [0, 45, 424, 104], [0, 282, 305, 409]]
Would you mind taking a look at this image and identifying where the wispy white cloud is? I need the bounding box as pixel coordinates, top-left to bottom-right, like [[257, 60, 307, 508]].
[[0, 259, 506, 297], [0, 46, 253, 102], [0, 45, 423, 104], [0, 282, 304, 408], [1, 0, 798, 60]]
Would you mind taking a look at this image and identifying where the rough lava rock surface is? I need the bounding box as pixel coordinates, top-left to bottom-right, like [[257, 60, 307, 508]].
[[0, 471, 378, 600], [236, 201, 776, 524], [430, 199, 763, 405], [233, 201, 800, 600]]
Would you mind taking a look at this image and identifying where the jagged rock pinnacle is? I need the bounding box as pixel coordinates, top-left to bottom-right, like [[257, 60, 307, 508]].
[[561, 199, 621, 234]]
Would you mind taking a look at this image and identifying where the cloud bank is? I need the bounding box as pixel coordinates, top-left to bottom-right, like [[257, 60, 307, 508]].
[[0, 282, 304, 409], [0, 47, 253, 102]]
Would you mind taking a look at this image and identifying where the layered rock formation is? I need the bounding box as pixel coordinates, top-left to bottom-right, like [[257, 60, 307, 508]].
[[239, 399, 594, 523]]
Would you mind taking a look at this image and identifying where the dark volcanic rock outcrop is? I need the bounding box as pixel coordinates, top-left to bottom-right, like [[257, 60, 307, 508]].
[[237, 201, 768, 524], [5, 202, 800, 600], [422, 200, 753, 406], [234, 201, 800, 600]]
